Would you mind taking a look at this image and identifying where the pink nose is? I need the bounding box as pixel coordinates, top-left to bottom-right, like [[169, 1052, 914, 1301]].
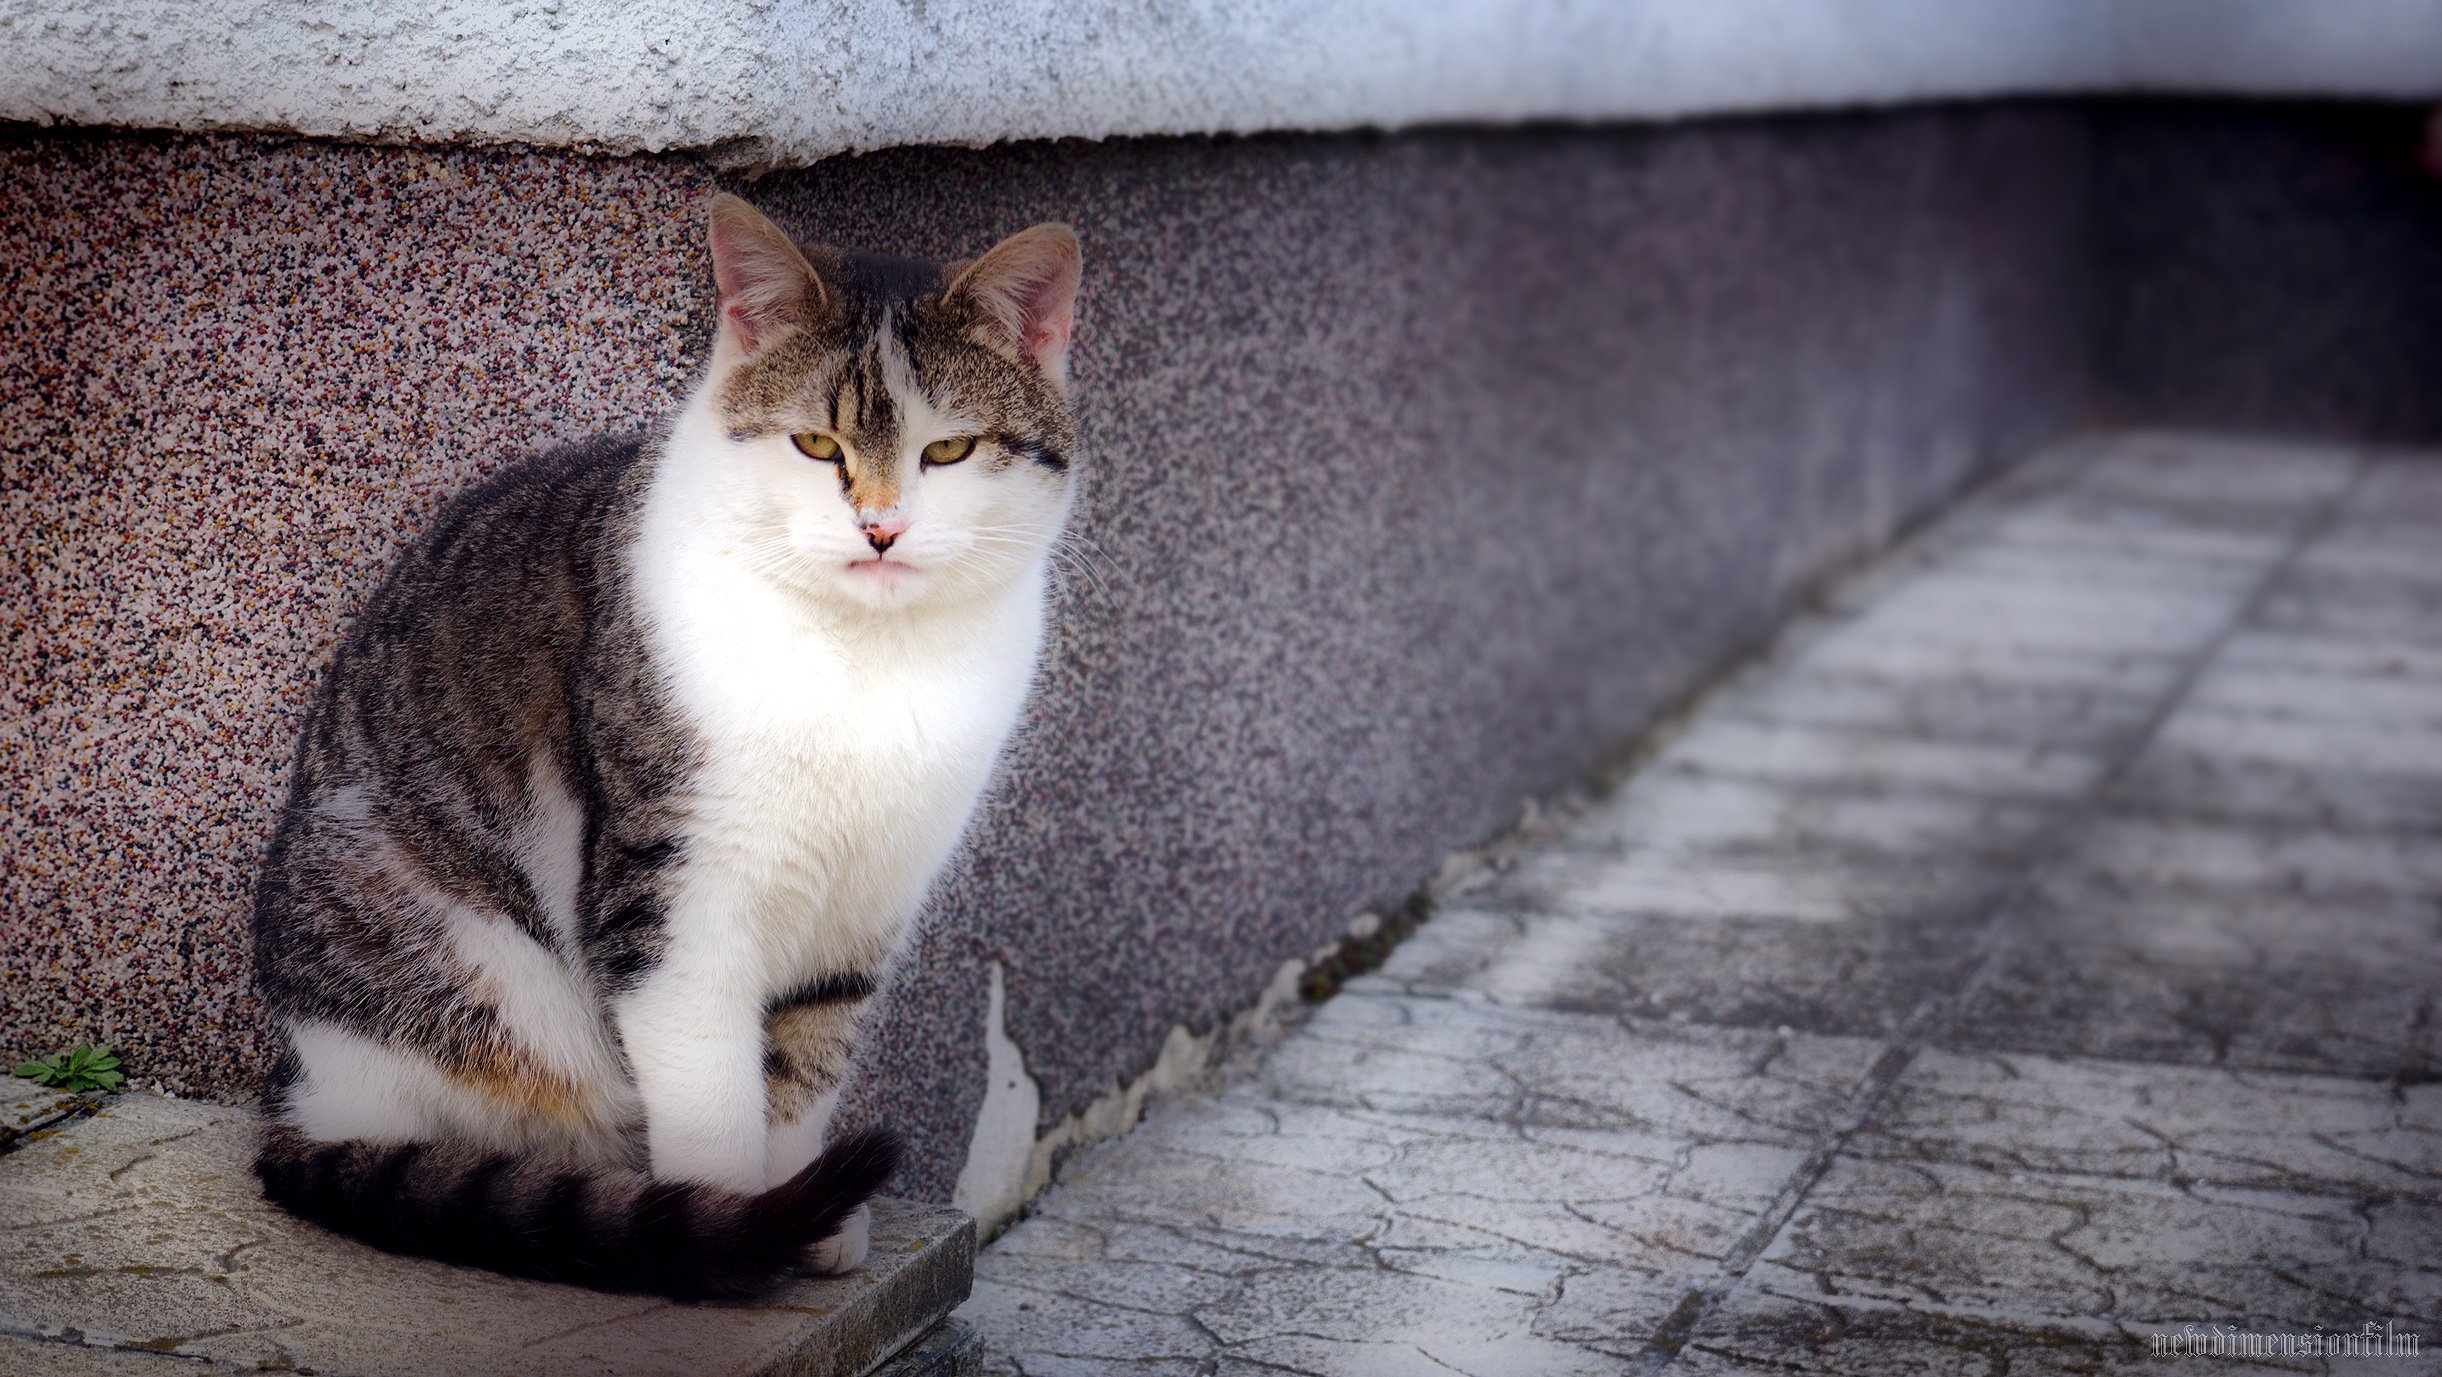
[[860, 513, 908, 554]]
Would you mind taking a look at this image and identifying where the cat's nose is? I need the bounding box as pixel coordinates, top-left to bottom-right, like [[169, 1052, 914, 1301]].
[[860, 513, 908, 554]]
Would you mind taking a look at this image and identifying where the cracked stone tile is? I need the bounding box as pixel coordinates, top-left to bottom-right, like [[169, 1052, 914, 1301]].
[[2316, 531, 2442, 576], [968, 1349, 1207, 1376], [1676, 1291, 2315, 1376], [2152, 707, 2442, 779], [2060, 814, 2442, 901], [2293, 534, 2442, 591], [985, 1215, 1289, 1271], [1099, 1095, 1414, 1180], [0, 1094, 260, 1233], [1916, 542, 2267, 598], [1488, 848, 2014, 929], [1020, 1127, 1428, 1255], [1558, 774, 2065, 864], [2065, 433, 2362, 509], [2120, 751, 2442, 834], [2016, 490, 2328, 548], [1382, 905, 1978, 1040], [2179, 652, 2442, 728], [1369, 1136, 1809, 1268], [1977, 504, 2296, 570], [1851, 1049, 2442, 1200], [1261, 989, 1877, 1143], [2267, 539, 2442, 600], [2291, 529, 2442, 580], [1646, 719, 2112, 800], [2001, 878, 2442, 974], [2, 1086, 89, 1154], [1029, 1069, 1802, 1273], [1745, 1154, 2442, 1333], [958, 1270, 1220, 1374], [965, 1257, 1251, 1353], [1791, 632, 2197, 695], [1231, 1328, 1634, 1377], [2213, 628, 2442, 685], [1714, 671, 2163, 751], [1955, 871, 2442, 1079], [970, 994, 1880, 1371], [1535, 1266, 1693, 1357], [1956, 950, 2442, 1081], [0, 1338, 203, 1376], [2, 1266, 304, 1361], [1196, 1267, 1560, 1352], [1841, 579, 2242, 660], [2254, 576, 2442, 649]]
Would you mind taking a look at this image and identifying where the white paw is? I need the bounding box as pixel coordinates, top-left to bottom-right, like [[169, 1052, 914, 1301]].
[[805, 1203, 870, 1275]]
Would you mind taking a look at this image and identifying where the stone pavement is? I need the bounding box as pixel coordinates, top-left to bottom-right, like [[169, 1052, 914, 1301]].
[[960, 433, 2442, 1375], [0, 1089, 975, 1375]]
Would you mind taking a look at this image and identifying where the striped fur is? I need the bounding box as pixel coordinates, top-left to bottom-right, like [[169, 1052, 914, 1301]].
[[251, 194, 1081, 1297], [255, 1125, 898, 1299]]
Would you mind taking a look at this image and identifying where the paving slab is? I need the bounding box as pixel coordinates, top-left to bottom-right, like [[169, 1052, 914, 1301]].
[[1846, 1048, 2442, 1198], [0, 1093, 975, 1377], [1676, 1293, 2329, 1376], [0, 1085, 89, 1155], [1389, 905, 1983, 1039], [1740, 1157, 2442, 1333], [1716, 671, 2165, 751], [961, 434, 2442, 1374]]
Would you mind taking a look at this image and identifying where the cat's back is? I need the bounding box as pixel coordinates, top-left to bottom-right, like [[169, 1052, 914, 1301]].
[[283, 431, 658, 808], [363, 431, 649, 634]]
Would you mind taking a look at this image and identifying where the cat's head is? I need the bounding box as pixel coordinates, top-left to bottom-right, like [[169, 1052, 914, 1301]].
[[681, 192, 1081, 612]]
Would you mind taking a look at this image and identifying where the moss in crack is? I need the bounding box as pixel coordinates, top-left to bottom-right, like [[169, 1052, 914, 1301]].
[[1300, 889, 1435, 1003]]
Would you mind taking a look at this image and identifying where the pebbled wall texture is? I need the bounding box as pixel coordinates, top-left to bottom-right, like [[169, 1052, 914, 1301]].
[[0, 109, 2098, 1197]]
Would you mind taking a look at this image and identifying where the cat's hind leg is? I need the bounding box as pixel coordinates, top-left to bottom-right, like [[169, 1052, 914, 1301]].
[[764, 971, 881, 1272]]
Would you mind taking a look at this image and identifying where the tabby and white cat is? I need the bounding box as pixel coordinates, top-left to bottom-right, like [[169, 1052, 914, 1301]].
[[250, 193, 1081, 1298]]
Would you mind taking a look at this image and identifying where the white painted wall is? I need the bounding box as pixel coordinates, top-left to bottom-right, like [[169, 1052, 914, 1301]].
[[5, 2, 2439, 168]]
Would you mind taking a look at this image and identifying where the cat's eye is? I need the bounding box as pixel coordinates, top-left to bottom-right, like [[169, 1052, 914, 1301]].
[[923, 436, 977, 466], [791, 432, 842, 462]]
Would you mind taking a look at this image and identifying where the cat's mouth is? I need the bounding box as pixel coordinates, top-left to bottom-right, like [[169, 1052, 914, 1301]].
[[844, 555, 918, 586]]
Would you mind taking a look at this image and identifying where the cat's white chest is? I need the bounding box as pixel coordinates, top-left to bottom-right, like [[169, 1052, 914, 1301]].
[[643, 552, 1036, 978]]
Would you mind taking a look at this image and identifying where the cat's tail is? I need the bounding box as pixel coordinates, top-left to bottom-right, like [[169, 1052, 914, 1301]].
[[254, 1124, 900, 1299]]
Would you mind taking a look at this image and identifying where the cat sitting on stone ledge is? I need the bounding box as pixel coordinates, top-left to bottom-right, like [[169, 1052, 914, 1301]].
[[248, 193, 1081, 1299]]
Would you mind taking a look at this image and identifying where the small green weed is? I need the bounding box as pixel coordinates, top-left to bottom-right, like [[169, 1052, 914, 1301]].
[[13, 1044, 125, 1094]]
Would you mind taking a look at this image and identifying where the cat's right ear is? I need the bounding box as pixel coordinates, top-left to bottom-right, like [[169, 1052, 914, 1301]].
[[708, 193, 824, 358]]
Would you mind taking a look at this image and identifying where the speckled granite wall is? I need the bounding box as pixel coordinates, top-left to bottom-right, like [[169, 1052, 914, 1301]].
[[0, 110, 2094, 1198], [2096, 101, 2442, 441]]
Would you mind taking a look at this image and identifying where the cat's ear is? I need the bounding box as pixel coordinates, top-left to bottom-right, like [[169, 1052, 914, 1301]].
[[708, 193, 824, 357], [945, 224, 1081, 389]]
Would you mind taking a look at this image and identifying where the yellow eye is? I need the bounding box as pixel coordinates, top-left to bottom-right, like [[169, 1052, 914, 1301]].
[[791, 432, 841, 461], [923, 436, 977, 466]]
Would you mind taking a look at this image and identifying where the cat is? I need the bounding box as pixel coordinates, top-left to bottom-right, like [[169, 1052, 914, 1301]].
[[248, 192, 1082, 1299]]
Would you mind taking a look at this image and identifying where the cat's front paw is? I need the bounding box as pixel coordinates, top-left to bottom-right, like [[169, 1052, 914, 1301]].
[[804, 1203, 870, 1275]]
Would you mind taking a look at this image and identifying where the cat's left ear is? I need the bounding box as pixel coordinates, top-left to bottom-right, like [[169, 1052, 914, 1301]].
[[945, 224, 1082, 389], [708, 192, 824, 357]]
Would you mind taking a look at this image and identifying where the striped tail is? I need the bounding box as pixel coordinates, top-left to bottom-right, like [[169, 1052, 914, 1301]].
[[255, 1125, 900, 1299]]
